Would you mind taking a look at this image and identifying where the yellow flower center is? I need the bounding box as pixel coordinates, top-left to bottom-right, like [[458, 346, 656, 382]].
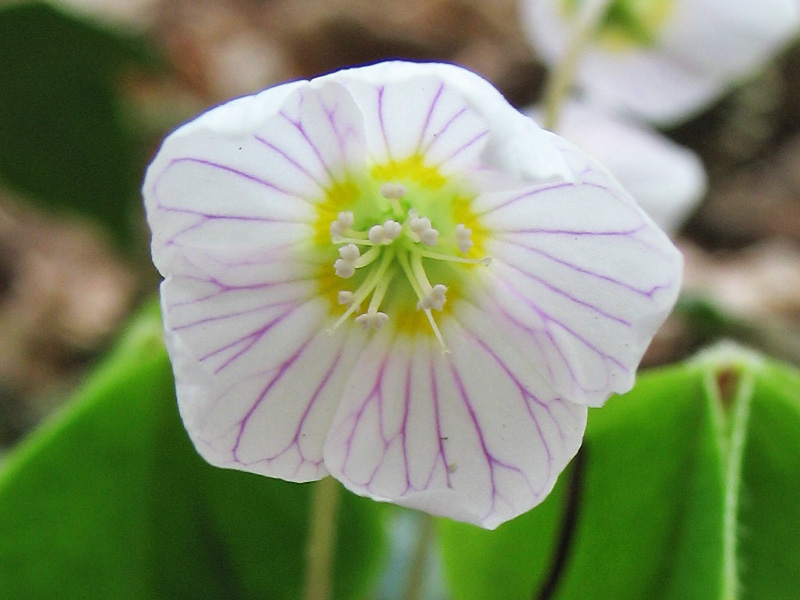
[[313, 156, 489, 351]]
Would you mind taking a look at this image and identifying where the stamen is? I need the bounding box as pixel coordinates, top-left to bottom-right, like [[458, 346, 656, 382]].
[[414, 248, 491, 266], [397, 250, 450, 353], [368, 220, 402, 244], [409, 213, 439, 247], [419, 228, 438, 246], [334, 258, 356, 278], [409, 215, 432, 234], [339, 243, 360, 262], [455, 223, 473, 254], [330, 211, 354, 237], [328, 246, 396, 334], [382, 219, 402, 240], [338, 290, 356, 306], [354, 245, 382, 268], [355, 312, 389, 330], [334, 243, 360, 278], [380, 182, 407, 199], [417, 284, 447, 311]]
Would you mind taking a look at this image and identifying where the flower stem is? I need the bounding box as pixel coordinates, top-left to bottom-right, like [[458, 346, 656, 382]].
[[541, 0, 615, 130], [401, 513, 437, 600], [719, 370, 753, 600], [303, 476, 341, 600]]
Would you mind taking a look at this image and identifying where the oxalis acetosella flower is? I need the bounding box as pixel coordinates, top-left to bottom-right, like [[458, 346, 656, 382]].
[[522, 0, 800, 125], [143, 61, 682, 529]]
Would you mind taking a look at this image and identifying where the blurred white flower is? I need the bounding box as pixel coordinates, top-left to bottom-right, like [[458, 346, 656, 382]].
[[528, 99, 707, 232], [143, 61, 682, 528], [522, 0, 800, 125]]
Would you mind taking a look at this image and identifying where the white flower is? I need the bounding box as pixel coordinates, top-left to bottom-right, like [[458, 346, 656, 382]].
[[143, 61, 682, 529], [522, 0, 800, 125], [528, 99, 707, 232]]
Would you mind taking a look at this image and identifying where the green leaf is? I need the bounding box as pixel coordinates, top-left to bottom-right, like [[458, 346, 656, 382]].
[[0, 2, 154, 246], [440, 344, 800, 600], [0, 302, 386, 599]]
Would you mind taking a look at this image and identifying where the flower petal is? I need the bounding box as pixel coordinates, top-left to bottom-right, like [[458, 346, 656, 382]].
[[143, 78, 367, 268], [161, 245, 368, 482], [474, 137, 682, 406], [528, 100, 707, 232], [323, 321, 587, 529], [322, 61, 573, 182], [143, 78, 375, 482]]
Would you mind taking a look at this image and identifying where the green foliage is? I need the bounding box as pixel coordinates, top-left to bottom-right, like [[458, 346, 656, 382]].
[[441, 345, 800, 600], [0, 2, 154, 246], [0, 303, 386, 600]]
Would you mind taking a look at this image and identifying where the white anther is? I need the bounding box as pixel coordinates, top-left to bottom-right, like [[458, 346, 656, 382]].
[[338, 291, 355, 306], [382, 219, 402, 240], [330, 211, 354, 237], [417, 284, 448, 311], [380, 182, 407, 199], [409, 215, 432, 234], [334, 258, 356, 278], [368, 224, 386, 244], [408, 214, 438, 246], [355, 312, 389, 330], [419, 228, 439, 246], [455, 223, 473, 253], [338, 243, 360, 262]]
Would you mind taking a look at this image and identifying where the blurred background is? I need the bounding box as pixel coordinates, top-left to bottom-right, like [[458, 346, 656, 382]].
[[1, 0, 799, 452]]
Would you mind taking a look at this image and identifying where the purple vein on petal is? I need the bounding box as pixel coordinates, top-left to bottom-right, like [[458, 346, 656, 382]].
[[339, 338, 394, 479], [400, 356, 413, 490], [161, 157, 301, 205], [416, 82, 445, 151], [473, 182, 574, 216], [455, 325, 561, 493], [496, 260, 632, 327], [434, 128, 489, 167], [376, 85, 391, 160], [493, 237, 668, 298], [447, 362, 530, 522], [279, 103, 338, 182], [485, 277, 628, 393], [428, 358, 452, 490], [253, 134, 327, 191], [231, 333, 314, 460], [197, 302, 299, 373], [320, 97, 360, 170], [491, 273, 629, 371], [170, 296, 300, 332], [227, 329, 353, 477]]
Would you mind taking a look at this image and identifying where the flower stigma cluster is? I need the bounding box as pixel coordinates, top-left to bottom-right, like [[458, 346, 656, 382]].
[[325, 180, 489, 351]]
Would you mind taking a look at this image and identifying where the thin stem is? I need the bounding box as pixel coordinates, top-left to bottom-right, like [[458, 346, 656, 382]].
[[541, 0, 615, 130], [401, 513, 437, 600], [303, 476, 341, 600], [720, 370, 753, 600]]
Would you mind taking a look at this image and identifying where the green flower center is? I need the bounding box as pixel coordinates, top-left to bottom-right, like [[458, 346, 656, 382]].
[[562, 0, 674, 50], [314, 157, 490, 351]]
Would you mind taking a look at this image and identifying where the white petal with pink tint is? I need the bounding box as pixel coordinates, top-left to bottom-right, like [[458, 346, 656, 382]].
[[161, 244, 368, 481], [144, 80, 367, 264], [323, 320, 586, 529], [474, 136, 682, 405]]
